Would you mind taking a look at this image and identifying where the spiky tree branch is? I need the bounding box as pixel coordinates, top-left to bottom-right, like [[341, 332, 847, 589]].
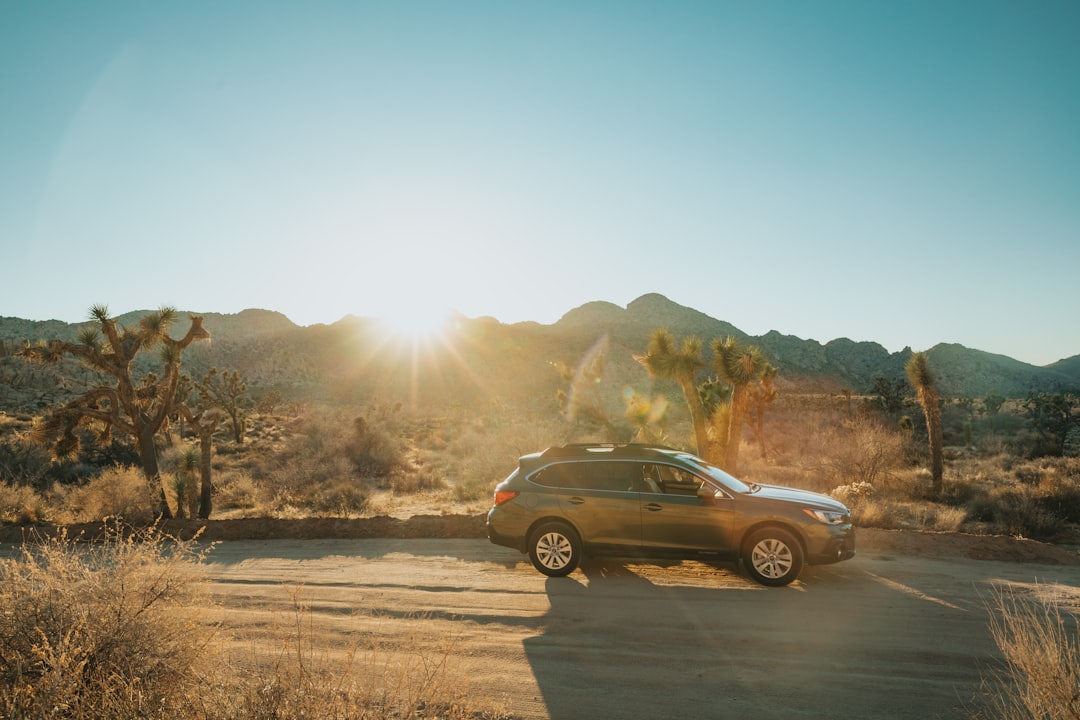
[[636, 328, 709, 458], [18, 305, 210, 518]]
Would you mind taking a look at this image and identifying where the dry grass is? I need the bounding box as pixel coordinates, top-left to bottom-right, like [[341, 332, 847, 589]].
[[2, 397, 1078, 540], [216, 585, 508, 720], [975, 588, 1080, 720], [0, 525, 215, 719], [0, 526, 510, 720], [52, 465, 158, 524]]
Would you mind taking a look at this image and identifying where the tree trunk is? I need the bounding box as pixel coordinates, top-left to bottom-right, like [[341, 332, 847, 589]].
[[725, 385, 748, 475], [198, 425, 214, 519], [923, 389, 944, 496], [137, 427, 172, 519], [679, 376, 709, 460]]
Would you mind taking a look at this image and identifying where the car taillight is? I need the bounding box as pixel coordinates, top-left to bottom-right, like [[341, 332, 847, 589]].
[[493, 489, 518, 507]]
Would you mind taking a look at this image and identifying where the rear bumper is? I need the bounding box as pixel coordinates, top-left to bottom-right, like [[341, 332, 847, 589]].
[[486, 507, 526, 553]]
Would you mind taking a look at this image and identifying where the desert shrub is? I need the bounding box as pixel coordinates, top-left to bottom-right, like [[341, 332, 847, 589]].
[[387, 469, 446, 494], [0, 526, 216, 719], [939, 480, 978, 508], [978, 588, 1080, 720], [987, 488, 1064, 541], [424, 413, 562, 504], [0, 482, 50, 524], [831, 481, 877, 508], [348, 410, 407, 475], [1013, 460, 1046, 486], [0, 436, 53, 488], [59, 465, 156, 524], [853, 496, 967, 532], [1037, 480, 1080, 525], [309, 478, 370, 517], [214, 471, 259, 512], [819, 419, 907, 490]]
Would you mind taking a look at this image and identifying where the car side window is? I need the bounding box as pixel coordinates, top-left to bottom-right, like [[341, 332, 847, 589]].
[[533, 461, 637, 492], [658, 465, 704, 496]]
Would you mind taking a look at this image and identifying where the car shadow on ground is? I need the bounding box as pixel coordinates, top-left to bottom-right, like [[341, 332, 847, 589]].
[[519, 557, 986, 720]]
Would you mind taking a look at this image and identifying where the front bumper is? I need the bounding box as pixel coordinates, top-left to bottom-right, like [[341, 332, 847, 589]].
[[807, 526, 856, 565]]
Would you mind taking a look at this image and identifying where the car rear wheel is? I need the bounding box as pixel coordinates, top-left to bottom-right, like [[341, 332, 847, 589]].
[[528, 522, 581, 577], [743, 527, 804, 587]]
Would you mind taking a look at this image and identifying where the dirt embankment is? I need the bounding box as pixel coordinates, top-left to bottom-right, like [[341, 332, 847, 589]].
[[2, 515, 1078, 566]]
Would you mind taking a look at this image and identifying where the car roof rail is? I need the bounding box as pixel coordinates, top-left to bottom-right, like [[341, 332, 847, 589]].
[[540, 442, 681, 458]]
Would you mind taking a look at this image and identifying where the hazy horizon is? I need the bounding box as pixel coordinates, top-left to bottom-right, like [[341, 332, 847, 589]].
[[4, 292, 1077, 368]]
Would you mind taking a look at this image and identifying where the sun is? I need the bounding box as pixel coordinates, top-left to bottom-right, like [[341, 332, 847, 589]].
[[376, 303, 453, 342]]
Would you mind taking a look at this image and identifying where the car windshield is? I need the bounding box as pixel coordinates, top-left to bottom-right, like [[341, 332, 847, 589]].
[[678, 454, 755, 494]]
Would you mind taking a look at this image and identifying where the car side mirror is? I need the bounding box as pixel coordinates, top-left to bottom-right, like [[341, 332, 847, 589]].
[[697, 486, 718, 505]]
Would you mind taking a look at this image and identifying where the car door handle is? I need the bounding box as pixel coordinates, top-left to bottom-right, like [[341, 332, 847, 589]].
[[644, 503, 663, 512], [567, 497, 585, 505]]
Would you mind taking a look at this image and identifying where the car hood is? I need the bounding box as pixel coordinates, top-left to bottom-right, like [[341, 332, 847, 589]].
[[749, 483, 850, 513]]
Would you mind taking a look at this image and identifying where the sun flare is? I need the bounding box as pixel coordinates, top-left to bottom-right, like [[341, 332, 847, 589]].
[[377, 304, 452, 341]]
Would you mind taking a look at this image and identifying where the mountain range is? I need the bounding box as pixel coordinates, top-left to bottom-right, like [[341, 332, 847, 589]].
[[1, 293, 1077, 414]]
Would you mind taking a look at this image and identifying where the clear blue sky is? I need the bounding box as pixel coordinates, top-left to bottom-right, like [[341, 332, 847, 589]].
[[2, 1, 1078, 366]]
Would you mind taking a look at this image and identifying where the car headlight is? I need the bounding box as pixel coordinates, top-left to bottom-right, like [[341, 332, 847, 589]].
[[803, 508, 848, 525]]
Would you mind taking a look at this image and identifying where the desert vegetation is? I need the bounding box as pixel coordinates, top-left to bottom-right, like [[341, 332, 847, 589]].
[[1, 306, 1079, 718], [975, 587, 1080, 720], [0, 525, 508, 719], [2, 383, 1078, 545]]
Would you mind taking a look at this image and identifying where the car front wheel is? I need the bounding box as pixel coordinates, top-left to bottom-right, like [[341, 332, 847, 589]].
[[528, 522, 581, 577], [743, 527, 804, 587]]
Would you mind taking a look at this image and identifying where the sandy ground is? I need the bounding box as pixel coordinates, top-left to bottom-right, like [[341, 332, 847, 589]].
[[200, 527, 1080, 720]]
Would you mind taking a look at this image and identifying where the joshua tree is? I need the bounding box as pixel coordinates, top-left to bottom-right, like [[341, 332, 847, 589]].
[[905, 351, 944, 496], [711, 337, 771, 474], [197, 367, 249, 444], [636, 328, 709, 458], [19, 305, 210, 518], [747, 363, 779, 458], [173, 372, 224, 518]]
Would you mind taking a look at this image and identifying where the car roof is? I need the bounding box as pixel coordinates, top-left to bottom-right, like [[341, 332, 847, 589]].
[[519, 443, 689, 474]]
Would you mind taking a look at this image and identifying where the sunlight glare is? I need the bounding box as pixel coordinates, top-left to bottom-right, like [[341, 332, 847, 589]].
[[377, 302, 452, 341]]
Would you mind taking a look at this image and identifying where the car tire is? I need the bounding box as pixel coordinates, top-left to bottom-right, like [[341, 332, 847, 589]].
[[528, 522, 582, 577], [743, 527, 804, 587]]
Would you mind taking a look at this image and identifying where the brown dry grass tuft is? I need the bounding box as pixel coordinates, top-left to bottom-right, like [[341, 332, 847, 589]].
[[975, 587, 1080, 720], [0, 526, 511, 720]]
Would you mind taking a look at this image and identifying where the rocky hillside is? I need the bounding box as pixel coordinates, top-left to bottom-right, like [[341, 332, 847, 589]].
[[1, 295, 1077, 414]]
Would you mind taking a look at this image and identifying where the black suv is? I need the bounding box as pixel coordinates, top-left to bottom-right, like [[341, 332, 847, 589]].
[[487, 443, 855, 586]]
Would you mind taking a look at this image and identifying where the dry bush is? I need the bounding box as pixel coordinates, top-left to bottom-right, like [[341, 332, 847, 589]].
[[854, 496, 967, 532], [58, 465, 157, 524], [976, 588, 1080, 720], [0, 529, 510, 720], [0, 435, 53, 488], [307, 478, 371, 517], [0, 482, 50, 524], [213, 470, 260, 513], [348, 406, 408, 476], [954, 457, 1080, 540], [417, 413, 564, 504], [819, 419, 907, 490], [0, 526, 217, 719]]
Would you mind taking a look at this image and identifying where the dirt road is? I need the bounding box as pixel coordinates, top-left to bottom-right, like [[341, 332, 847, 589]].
[[203, 536, 1080, 720]]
